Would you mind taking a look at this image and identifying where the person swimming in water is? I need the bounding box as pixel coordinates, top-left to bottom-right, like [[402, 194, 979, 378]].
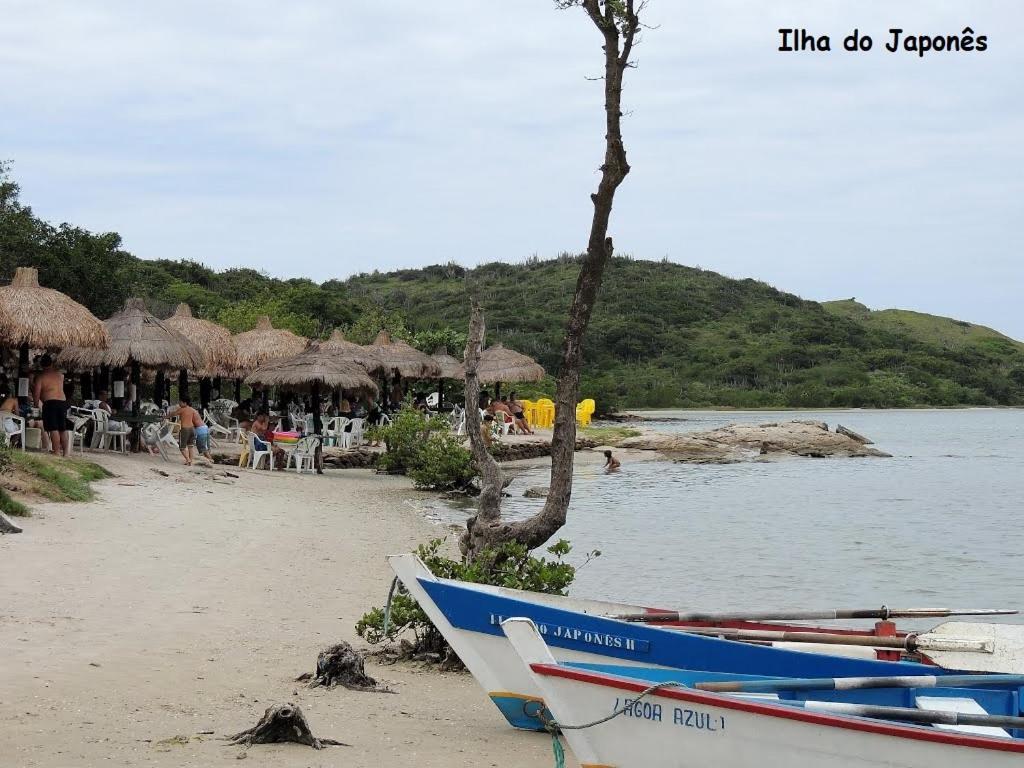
[[603, 449, 620, 472]]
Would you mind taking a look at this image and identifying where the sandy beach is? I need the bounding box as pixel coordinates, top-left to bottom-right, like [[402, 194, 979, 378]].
[[0, 454, 578, 767]]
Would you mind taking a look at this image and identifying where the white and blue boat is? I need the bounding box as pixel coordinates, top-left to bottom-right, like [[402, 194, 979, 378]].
[[502, 617, 1024, 768], [388, 554, 970, 731]]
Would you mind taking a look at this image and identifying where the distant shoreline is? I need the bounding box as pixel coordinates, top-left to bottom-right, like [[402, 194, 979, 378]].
[[610, 405, 1024, 422]]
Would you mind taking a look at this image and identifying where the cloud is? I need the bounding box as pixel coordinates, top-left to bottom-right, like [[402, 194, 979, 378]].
[[2, 0, 1021, 337]]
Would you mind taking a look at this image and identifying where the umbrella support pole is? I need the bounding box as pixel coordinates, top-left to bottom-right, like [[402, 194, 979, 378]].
[[130, 360, 142, 452], [154, 370, 165, 409], [17, 343, 29, 407], [177, 369, 189, 403]]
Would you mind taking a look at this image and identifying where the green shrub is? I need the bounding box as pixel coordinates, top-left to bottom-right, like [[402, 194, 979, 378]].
[[374, 406, 477, 491], [0, 439, 12, 475], [0, 487, 29, 517], [356, 538, 594, 658], [407, 432, 475, 491]]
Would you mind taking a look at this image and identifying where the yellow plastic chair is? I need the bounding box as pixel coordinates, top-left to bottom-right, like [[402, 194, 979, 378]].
[[536, 398, 555, 428], [575, 398, 596, 428], [521, 400, 538, 429]]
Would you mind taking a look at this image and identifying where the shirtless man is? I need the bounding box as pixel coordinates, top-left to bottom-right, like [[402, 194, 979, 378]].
[[33, 355, 68, 457], [168, 396, 203, 465]]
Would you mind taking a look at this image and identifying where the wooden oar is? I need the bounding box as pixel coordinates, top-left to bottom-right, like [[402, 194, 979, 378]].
[[611, 607, 1017, 623], [696, 673, 1024, 694], [795, 700, 1024, 730], [683, 621, 1024, 674], [676, 626, 992, 653]]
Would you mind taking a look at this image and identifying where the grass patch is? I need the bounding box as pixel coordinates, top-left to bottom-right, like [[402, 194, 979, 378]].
[[579, 425, 643, 445], [0, 487, 30, 517], [10, 453, 112, 503]]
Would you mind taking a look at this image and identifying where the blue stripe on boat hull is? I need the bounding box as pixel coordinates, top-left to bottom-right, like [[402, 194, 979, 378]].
[[419, 578, 959, 679]]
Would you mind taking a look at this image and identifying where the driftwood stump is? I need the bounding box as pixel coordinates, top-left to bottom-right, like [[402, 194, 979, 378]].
[[226, 702, 346, 749], [0, 512, 22, 534], [304, 641, 392, 692]]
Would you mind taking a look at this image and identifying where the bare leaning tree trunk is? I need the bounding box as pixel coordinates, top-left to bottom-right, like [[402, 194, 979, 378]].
[[461, 0, 642, 558]]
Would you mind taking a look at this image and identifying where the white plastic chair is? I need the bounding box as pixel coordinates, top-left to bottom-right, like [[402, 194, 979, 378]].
[[69, 415, 91, 455], [203, 409, 238, 446], [248, 431, 273, 470], [104, 415, 132, 453], [347, 417, 365, 447], [286, 436, 319, 474], [450, 405, 465, 436], [1, 413, 26, 450], [92, 409, 130, 453], [324, 416, 349, 448], [151, 421, 180, 462]]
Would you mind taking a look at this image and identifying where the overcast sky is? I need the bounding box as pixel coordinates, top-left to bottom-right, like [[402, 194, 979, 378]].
[[2, 1, 1021, 337]]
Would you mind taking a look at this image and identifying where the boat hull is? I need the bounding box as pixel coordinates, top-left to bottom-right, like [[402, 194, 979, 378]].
[[387, 555, 946, 731], [525, 664, 1024, 768]]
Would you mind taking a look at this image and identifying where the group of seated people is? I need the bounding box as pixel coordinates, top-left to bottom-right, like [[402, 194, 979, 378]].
[[480, 391, 534, 437]]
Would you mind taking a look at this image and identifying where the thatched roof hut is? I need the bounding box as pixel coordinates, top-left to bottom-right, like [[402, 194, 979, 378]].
[[363, 330, 441, 378], [477, 343, 545, 385], [164, 303, 237, 377], [58, 298, 202, 371], [233, 316, 307, 374], [0, 267, 109, 350], [431, 346, 465, 380], [322, 329, 378, 368], [245, 341, 378, 396]]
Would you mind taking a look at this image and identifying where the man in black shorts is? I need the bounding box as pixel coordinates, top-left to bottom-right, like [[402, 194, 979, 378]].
[[33, 354, 69, 457]]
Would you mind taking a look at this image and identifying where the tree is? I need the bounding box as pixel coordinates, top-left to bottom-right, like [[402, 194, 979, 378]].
[[461, 0, 643, 558]]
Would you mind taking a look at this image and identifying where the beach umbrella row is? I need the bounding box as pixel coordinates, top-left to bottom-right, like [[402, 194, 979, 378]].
[[58, 299, 203, 429], [0, 267, 547, 434], [0, 267, 108, 398]]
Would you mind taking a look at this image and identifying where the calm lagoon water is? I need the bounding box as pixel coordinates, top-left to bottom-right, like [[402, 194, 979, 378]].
[[431, 409, 1024, 625]]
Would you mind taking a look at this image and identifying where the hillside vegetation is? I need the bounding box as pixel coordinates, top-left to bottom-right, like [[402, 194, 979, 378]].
[[3, 165, 1023, 410], [824, 300, 1024, 352]]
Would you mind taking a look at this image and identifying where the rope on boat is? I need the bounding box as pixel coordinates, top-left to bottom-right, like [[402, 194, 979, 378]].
[[531, 681, 685, 768], [381, 576, 399, 640]]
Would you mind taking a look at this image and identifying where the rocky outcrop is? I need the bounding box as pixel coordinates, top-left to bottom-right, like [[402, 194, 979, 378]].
[[836, 424, 873, 444], [618, 421, 890, 463], [489, 438, 598, 463], [523, 486, 550, 498]]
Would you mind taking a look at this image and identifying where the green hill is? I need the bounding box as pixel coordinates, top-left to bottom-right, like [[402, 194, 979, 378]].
[[3, 165, 1023, 410], [824, 299, 1024, 353]]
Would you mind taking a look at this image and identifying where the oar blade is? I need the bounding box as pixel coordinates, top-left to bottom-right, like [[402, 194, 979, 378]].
[[920, 622, 1024, 673]]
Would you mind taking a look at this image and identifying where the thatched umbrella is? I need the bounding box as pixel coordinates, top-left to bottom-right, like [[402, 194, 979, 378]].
[[363, 330, 441, 406], [0, 266, 109, 400], [431, 346, 465, 380], [323, 329, 378, 368], [59, 298, 202, 434], [165, 303, 238, 410], [430, 346, 464, 407], [232, 316, 307, 407], [363, 330, 441, 378], [233, 316, 307, 373], [246, 341, 378, 434], [477, 342, 545, 398]]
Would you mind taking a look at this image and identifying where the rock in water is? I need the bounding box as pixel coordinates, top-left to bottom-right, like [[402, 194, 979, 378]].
[[523, 486, 549, 498], [308, 641, 389, 692], [618, 420, 890, 460], [836, 424, 873, 444]]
